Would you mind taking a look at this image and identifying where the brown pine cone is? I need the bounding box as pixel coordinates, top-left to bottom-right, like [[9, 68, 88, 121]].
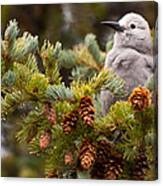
[[104, 151, 123, 180], [91, 140, 111, 179], [79, 96, 95, 127], [62, 110, 79, 134], [128, 86, 152, 111], [91, 140, 123, 180], [132, 148, 149, 180], [79, 139, 96, 170], [39, 130, 51, 150], [64, 152, 74, 165], [44, 103, 56, 125]]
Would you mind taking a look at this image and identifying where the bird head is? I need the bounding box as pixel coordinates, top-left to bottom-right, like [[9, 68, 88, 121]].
[[101, 13, 152, 54]]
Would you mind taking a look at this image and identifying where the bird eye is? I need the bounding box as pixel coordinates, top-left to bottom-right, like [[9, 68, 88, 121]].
[[130, 23, 136, 29]]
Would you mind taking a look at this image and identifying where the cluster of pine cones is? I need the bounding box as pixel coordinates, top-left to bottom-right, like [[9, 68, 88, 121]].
[[77, 139, 149, 180], [91, 140, 123, 180], [77, 139, 123, 180], [41, 93, 150, 179], [62, 96, 95, 134]]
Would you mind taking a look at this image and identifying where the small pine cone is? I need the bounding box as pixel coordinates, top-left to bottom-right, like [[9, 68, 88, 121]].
[[104, 152, 123, 180], [91, 140, 123, 180], [128, 86, 152, 111], [64, 152, 74, 165], [44, 103, 56, 125], [79, 139, 96, 170], [95, 140, 112, 164], [91, 140, 112, 179], [79, 96, 95, 127], [39, 130, 51, 150], [62, 110, 79, 134], [132, 149, 149, 180]]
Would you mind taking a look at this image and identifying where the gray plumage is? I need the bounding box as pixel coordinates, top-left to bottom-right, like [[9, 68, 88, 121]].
[[101, 13, 154, 115]]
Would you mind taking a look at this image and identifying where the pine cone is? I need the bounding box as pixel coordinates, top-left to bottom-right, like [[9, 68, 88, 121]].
[[91, 140, 111, 179], [79, 96, 95, 127], [62, 110, 79, 134], [104, 151, 123, 180], [128, 86, 152, 111], [132, 149, 149, 180], [91, 140, 123, 180], [79, 139, 96, 170], [39, 130, 51, 150], [64, 152, 74, 165], [44, 102, 56, 125]]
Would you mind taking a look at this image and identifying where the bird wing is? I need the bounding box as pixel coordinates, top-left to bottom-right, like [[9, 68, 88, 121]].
[[101, 48, 153, 115], [101, 49, 123, 115]]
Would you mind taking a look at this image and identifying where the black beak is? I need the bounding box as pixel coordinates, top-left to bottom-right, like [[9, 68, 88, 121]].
[[101, 21, 125, 32]]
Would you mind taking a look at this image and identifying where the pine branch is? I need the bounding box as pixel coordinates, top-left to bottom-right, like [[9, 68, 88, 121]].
[[13, 61, 44, 98], [40, 40, 62, 84], [2, 20, 20, 70], [4, 19, 19, 43], [2, 70, 16, 93], [16, 107, 43, 144], [58, 49, 77, 69], [71, 68, 126, 99], [40, 40, 62, 65], [101, 68, 127, 98], [25, 73, 49, 100], [13, 63, 34, 90], [71, 66, 97, 81], [74, 44, 101, 71], [94, 101, 143, 161], [94, 101, 135, 132], [89, 68, 110, 91], [3, 20, 19, 61], [46, 84, 75, 102], [26, 54, 39, 74], [1, 90, 28, 117], [90, 68, 126, 97], [84, 33, 105, 65], [10, 32, 38, 61]]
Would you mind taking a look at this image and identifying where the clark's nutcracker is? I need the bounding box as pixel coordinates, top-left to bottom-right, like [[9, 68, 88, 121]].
[[100, 13, 154, 115]]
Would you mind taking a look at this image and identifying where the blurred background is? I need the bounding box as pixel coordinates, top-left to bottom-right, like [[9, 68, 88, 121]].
[[1, 1, 157, 177]]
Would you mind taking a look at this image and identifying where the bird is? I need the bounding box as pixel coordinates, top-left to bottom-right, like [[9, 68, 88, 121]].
[[100, 12, 154, 115]]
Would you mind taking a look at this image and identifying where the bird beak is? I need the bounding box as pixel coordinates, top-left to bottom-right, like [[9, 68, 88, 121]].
[[101, 21, 125, 32]]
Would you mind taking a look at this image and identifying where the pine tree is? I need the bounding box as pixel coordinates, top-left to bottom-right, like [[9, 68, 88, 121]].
[[1, 20, 157, 179]]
